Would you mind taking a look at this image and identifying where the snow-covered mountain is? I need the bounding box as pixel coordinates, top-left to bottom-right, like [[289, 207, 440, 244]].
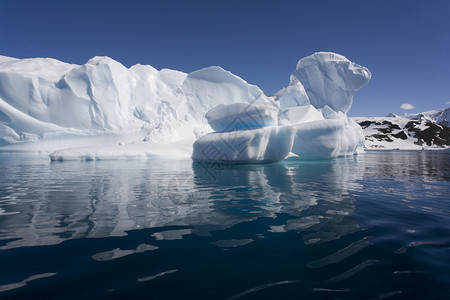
[[353, 107, 450, 150], [389, 108, 450, 127]]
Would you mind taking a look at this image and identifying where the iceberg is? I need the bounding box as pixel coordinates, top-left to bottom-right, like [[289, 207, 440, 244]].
[[0, 52, 371, 162]]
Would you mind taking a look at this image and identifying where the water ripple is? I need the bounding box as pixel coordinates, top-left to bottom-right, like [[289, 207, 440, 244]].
[[307, 237, 371, 268], [378, 290, 403, 299], [211, 239, 254, 248], [0, 273, 57, 293], [137, 269, 178, 283], [228, 280, 300, 300], [151, 229, 192, 240], [92, 244, 158, 261], [326, 260, 379, 283]]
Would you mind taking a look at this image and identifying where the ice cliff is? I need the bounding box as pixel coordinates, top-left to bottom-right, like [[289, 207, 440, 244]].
[[0, 52, 371, 161]]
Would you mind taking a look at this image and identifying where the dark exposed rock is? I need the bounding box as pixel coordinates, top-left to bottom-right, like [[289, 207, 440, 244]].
[[355, 113, 450, 149], [392, 131, 408, 140], [358, 120, 374, 129], [405, 121, 420, 132], [414, 123, 450, 146], [373, 134, 393, 142], [382, 120, 401, 130], [379, 128, 392, 134]]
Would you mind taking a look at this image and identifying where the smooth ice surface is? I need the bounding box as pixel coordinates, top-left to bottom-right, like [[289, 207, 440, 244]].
[[192, 126, 295, 163], [274, 80, 310, 111], [291, 117, 365, 159], [0, 52, 372, 161], [279, 105, 324, 126], [206, 103, 278, 132], [49, 139, 193, 161], [286, 52, 371, 113]]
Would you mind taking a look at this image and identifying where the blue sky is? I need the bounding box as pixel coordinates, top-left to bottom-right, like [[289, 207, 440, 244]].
[[1, 0, 449, 117]]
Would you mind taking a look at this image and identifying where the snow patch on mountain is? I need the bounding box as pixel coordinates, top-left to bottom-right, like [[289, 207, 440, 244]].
[[353, 108, 450, 150], [403, 107, 450, 127]]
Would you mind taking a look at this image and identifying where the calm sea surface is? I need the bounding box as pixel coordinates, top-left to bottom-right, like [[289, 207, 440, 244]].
[[0, 151, 449, 299]]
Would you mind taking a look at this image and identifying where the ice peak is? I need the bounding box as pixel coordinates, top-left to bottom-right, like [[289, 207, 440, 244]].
[[86, 56, 115, 65], [289, 52, 371, 113], [386, 113, 398, 118], [85, 56, 128, 73], [0, 55, 19, 63], [187, 66, 248, 85], [295, 52, 349, 69]]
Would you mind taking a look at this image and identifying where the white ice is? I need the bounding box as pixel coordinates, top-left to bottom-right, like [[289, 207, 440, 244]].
[[193, 52, 370, 162], [0, 52, 372, 161], [192, 126, 295, 163], [206, 102, 278, 132], [288, 52, 371, 114], [291, 117, 365, 159], [278, 105, 324, 126]]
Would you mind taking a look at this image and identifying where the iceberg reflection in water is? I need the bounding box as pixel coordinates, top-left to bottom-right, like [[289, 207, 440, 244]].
[[0, 152, 449, 299], [0, 154, 364, 250]]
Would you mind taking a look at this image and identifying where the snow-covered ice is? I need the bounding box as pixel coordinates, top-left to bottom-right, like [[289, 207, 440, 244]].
[[49, 139, 193, 161], [0, 56, 272, 147], [0, 52, 372, 162]]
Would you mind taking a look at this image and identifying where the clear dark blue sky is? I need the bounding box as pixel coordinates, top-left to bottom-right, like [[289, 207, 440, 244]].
[[1, 0, 449, 117]]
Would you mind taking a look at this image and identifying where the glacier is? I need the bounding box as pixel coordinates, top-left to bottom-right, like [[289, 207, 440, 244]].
[[0, 52, 371, 162]]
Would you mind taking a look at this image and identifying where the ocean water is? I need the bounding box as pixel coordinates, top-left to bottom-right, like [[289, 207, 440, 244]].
[[0, 151, 449, 299]]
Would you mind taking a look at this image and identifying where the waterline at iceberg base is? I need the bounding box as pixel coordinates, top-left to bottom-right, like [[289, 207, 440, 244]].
[[0, 52, 370, 162]]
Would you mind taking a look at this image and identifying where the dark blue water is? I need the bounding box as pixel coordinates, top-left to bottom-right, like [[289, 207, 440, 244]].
[[0, 151, 449, 299]]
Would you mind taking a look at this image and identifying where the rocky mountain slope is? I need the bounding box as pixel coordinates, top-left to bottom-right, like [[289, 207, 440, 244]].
[[352, 107, 450, 150]]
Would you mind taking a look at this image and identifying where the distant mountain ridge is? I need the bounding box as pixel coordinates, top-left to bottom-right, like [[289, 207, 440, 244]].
[[386, 107, 450, 127], [352, 107, 450, 150]]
